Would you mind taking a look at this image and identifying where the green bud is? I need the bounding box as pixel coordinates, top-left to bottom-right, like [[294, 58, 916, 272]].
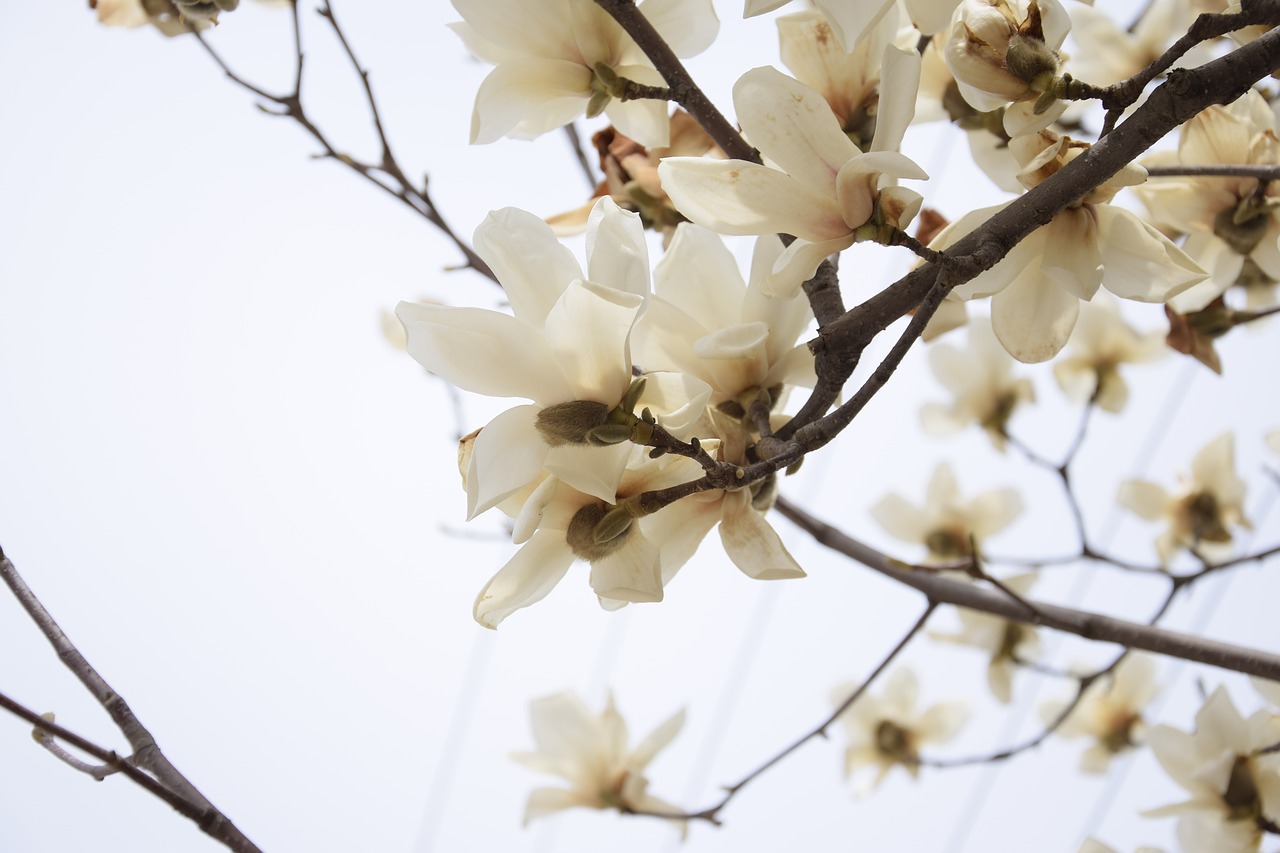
[[586, 423, 634, 446], [586, 89, 612, 120], [1214, 201, 1270, 256], [565, 502, 632, 562], [535, 401, 610, 446], [594, 505, 636, 545], [619, 377, 647, 414]]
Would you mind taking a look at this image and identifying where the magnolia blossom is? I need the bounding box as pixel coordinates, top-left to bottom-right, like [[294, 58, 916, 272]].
[[921, 319, 1035, 450], [1117, 432, 1250, 566], [659, 62, 926, 298], [1052, 295, 1166, 413], [451, 0, 718, 146], [833, 668, 967, 793], [1041, 655, 1161, 773], [512, 691, 685, 828], [1268, 429, 1280, 455], [931, 573, 1040, 703], [931, 129, 1205, 362], [397, 200, 707, 520], [1145, 687, 1280, 853], [870, 462, 1022, 564], [93, 0, 236, 33], [746, 0, 960, 47], [1077, 839, 1166, 853], [1065, 0, 1201, 87], [1135, 90, 1280, 312], [944, 0, 1072, 135]]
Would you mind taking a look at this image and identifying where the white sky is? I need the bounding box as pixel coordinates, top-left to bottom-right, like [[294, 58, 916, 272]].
[[1, 3, 1278, 853]]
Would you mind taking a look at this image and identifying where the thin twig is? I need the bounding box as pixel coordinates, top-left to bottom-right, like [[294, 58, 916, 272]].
[[1145, 164, 1280, 181], [562, 123, 599, 190]]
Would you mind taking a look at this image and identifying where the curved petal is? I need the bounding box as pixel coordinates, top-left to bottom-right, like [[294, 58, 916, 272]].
[[765, 234, 854, 298], [630, 707, 686, 768], [586, 197, 651, 298], [473, 529, 575, 629], [635, 371, 713, 437], [454, 0, 582, 60], [470, 59, 590, 144], [467, 404, 550, 519], [396, 302, 572, 402], [814, 0, 896, 49], [869, 46, 921, 153], [719, 491, 807, 579], [522, 787, 591, 823], [917, 701, 969, 743], [658, 158, 847, 241], [733, 66, 860, 194], [990, 270, 1080, 363], [640, 495, 722, 585], [545, 442, 631, 503], [1095, 206, 1208, 303], [474, 207, 583, 325], [869, 493, 929, 544], [604, 66, 671, 146], [654, 223, 746, 317], [1041, 210, 1103, 301], [589, 534, 664, 602], [1116, 479, 1171, 521], [640, 0, 718, 57], [968, 488, 1023, 538], [544, 279, 644, 403]]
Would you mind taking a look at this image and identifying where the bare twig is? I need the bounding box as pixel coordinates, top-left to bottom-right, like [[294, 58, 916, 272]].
[[1145, 164, 1280, 181]]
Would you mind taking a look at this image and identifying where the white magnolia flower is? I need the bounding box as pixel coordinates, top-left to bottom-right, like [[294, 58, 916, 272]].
[[1041, 655, 1161, 773], [746, 0, 960, 46], [870, 462, 1022, 564], [1065, 0, 1201, 88], [931, 573, 1040, 703], [513, 691, 685, 828], [633, 226, 815, 407], [1052, 295, 1166, 413], [931, 129, 1205, 362], [397, 199, 707, 520], [1077, 839, 1166, 853], [452, 0, 718, 146], [1145, 687, 1280, 853], [1135, 90, 1280, 312], [93, 0, 225, 34], [833, 668, 968, 793], [1268, 429, 1280, 454], [944, 0, 1071, 135], [921, 319, 1035, 450], [658, 63, 926, 298], [1117, 432, 1250, 566]]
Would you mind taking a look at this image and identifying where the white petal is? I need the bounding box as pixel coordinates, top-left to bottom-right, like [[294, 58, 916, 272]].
[[454, 0, 581, 60], [733, 66, 860, 195], [870, 493, 930, 544], [630, 707, 686, 768], [470, 59, 590, 144], [473, 530, 575, 628], [990, 269, 1080, 363], [869, 46, 921, 153], [474, 207, 583, 326], [589, 534, 664, 602], [814, 0, 896, 49], [602, 70, 672, 146], [467, 405, 549, 519], [659, 157, 847, 241], [766, 235, 855, 298], [1116, 479, 1171, 521], [523, 787, 590, 823], [544, 443, 631, 504], [544, 279, 644, 403], [1095, 206, 1208, 302], [640, 0, 718, 57], [586, 197, 651, 298], [1041, 210, 1102, 302], [719, 491, 807, 579], [968, 488, 1023, 538], [654, 224, 746, 318]]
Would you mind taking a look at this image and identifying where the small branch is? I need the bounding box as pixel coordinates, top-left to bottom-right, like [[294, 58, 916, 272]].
[[562, 123, 599, 190], [592, 0, 759, 164], [771, 500, 1280, 681], [33, 714, 124, 780], [0, 690, 260, 853], [1145, 164, 1280, 181], [0, 547, 260, 853], [623, 603, 936, 825]]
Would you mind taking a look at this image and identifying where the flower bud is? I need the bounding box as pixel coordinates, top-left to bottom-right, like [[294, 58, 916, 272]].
[[1003, 34, 1058, 88], [565, 502, 633, 562], [535, 401, 610, 446], [1213, 201, 1271, 257]]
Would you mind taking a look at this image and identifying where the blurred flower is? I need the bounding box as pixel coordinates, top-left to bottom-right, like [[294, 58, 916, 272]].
[[1135, 90, 1280, 313], [746, 0, 960, 47], [870, 462, 1022, 564], [944, 0, 1071, 135], [833, 668, 967, 793], [921, 319, 1035, 450], [931, 130, 1205, 362], [1077, 839, 1166, 853], [1165, 297, 1231, 375], [451, 0, 718, 146], [1145, 687, 1280, 853], [1041, 655, 1161, 773], [931, 573, 1040, 703], [1052, 295, 1166, 412], [1064, 0, 1202, 87], [513, 691, 685, 830], [1268, 430, 1280, 454], [1116, 432, 1250, 566], [92, 0, 224, 34], [659, 62, 926, 298]]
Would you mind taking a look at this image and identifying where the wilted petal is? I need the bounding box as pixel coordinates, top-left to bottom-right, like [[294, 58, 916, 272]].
[[474, 529, 575, 628]]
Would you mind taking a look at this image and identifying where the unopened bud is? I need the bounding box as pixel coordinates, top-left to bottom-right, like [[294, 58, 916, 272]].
[[565, 502, 633, 561], [1213, 202, 1270, 257], [535, 401, 610, 446], [750, 473, 778, 512], [1004, 34, 1058, 87]]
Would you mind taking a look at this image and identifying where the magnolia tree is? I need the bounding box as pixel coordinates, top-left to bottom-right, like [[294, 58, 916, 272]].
[[3, 0, 1280, 851]]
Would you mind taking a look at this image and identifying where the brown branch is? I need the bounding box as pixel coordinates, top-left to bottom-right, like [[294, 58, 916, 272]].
[[771, 499, 1280, 681], [1145, 164, 1280, 181], [0, 547, 261, 853]]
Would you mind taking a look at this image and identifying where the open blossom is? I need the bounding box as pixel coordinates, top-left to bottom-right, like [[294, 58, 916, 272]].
[[92, 0, 241, 33], [397, 199, 707, 521], [658, 62, 926, 298], [1145, 687, 1280, 853], [1052, 295, 1167, 413], [833, 668, 967, 793], [1135, 90, 1280, 312], [870, 462, 1022, 564], [746, 0, 960, 46], [931, 129, 1206, 362], [944, 0, 1071, 135], [513, 691, 685, 829], [1065, 0, 1202, 88], [921, 320, 1035, 451], [1117, 432, 1250, 566], [1041, 655, 1161, 773], [932, 573, 1040, 703], [451, 0, 717, 146]]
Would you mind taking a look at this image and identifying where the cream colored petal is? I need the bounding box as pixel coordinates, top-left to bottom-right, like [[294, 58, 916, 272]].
[[917, 700, 969, 743], [765, 234, 855, 298], [522, 787, 593, 823], [629, 707, 686, 768], [635, 371, 713, 438], [474, 530, 576, 628], [990, 268, 1081, 363], [1041, 210, 1103, 302], [1117, 479, 1172, 521], [869, 493, 930, 544], [658, 158, 847, 241], [813, 0, 896, 49], [474, 206, 583, 325], [467, 404, 549, 519], [544, 443, 630, 504], [719, 490, 807, 579], [589, 534, 664, 602], [654, 224, 746, 318], [733, 66, 861, 194], [925, 463, 961, 511], [603, 67, 672, 147], [869, 46, 922, 153], [640, 0, 718, 57], [544, 279, 643, 403], [640, 494, 722, 585], [470, 59, 591, 144], [968, 488, 1023, 538], [1096, 206, 1208, 303], [743, 0, 790, 16], [585, 197, 651, 298], [987, 659, 1013, 704], [454, 0, 581, 59]]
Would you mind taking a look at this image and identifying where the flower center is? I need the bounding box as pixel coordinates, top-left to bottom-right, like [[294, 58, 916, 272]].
[[925, 528, 972, 561], [874, 719, 917, 763], [1222, 755, 1261, 822]]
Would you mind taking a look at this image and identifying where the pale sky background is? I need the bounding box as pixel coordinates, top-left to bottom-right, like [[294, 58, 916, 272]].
[[1, 3, 1278, 853]]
